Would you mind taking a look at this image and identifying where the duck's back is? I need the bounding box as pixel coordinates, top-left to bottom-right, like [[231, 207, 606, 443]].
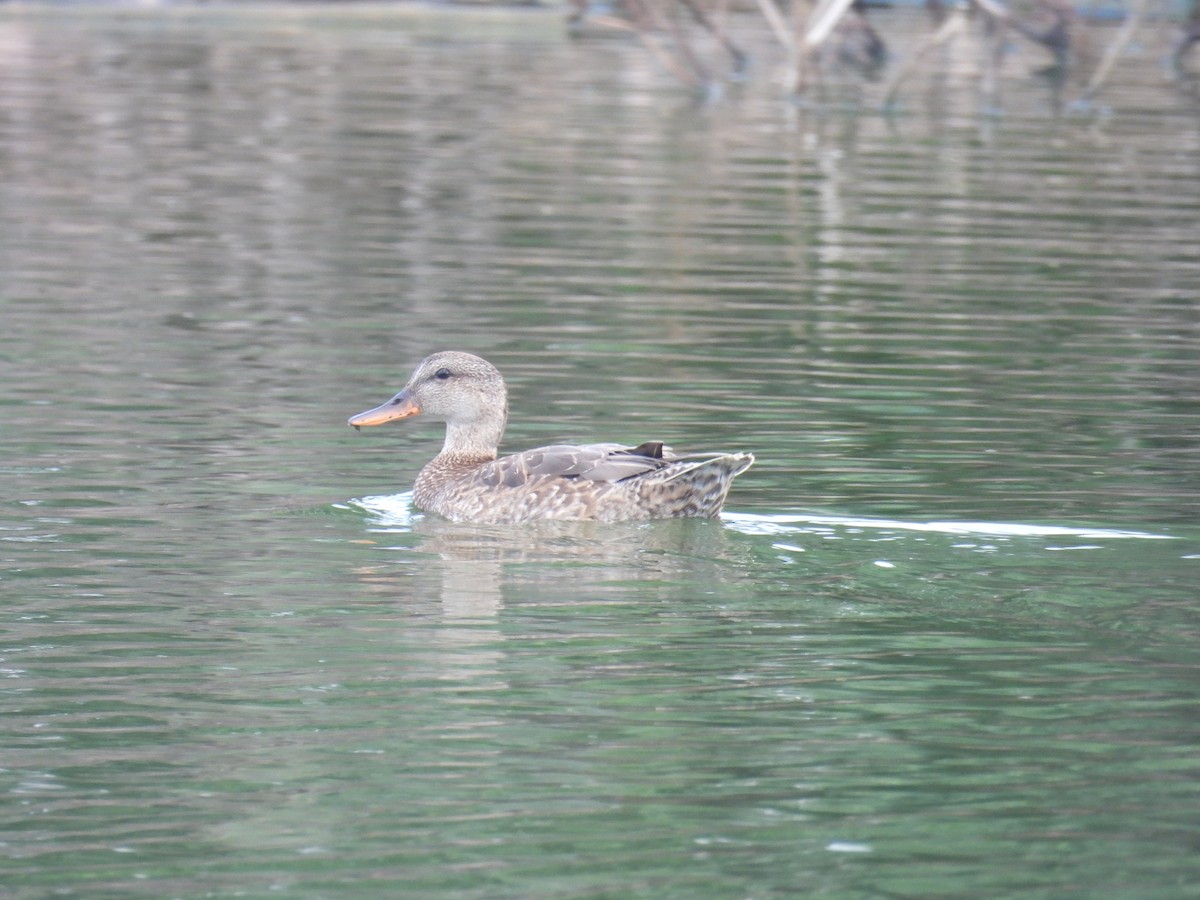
[[413, 441, 753, 524]]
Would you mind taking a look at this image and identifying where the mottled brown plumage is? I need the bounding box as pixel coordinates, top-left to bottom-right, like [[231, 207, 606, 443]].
[[348, 351, 754, 524]]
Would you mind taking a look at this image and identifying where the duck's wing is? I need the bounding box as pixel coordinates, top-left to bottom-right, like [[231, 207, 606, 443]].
[[479, 441, 677, 488]]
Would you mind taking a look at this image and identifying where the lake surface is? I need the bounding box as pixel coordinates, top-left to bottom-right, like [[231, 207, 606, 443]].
[[2, 5, 1199, 897]]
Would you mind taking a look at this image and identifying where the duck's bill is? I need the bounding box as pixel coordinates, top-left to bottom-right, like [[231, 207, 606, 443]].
[[348, 392, 421, 429]]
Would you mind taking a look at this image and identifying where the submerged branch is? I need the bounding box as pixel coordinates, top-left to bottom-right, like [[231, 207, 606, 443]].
[[1077, 0, 1147, 102]]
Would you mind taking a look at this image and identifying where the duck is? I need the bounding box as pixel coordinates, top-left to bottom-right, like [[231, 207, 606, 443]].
[[348, 351, 754, 524]]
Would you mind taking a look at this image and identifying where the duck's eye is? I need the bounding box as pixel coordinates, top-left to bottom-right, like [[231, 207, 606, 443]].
[[434, 368, 452, 380]]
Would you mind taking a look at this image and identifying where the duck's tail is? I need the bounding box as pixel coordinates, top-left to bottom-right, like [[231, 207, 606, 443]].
[[661, 452, 755, 484], [638, 452, 755, 518]]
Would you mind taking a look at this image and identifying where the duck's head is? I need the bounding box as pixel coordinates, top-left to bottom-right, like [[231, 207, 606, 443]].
[[349, 352, 508, 451]]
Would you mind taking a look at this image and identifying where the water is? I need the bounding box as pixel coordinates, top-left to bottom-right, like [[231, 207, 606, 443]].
[[3, 5, 1200, 897]]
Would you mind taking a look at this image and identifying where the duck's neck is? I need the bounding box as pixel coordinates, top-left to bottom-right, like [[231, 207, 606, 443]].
[[439, 413, 506, 464]]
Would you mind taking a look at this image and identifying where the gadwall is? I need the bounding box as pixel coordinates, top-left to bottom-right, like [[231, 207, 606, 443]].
[[348, 351, 754, 524]]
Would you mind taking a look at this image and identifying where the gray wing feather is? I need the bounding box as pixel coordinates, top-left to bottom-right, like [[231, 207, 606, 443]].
[[480, 442, 681, 487]]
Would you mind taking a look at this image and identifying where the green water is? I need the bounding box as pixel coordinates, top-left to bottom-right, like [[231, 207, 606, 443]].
[[2, 6, 1199, 898]]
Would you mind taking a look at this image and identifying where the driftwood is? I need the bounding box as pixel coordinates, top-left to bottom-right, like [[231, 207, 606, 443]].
[[569, 0, 1184, 111]]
